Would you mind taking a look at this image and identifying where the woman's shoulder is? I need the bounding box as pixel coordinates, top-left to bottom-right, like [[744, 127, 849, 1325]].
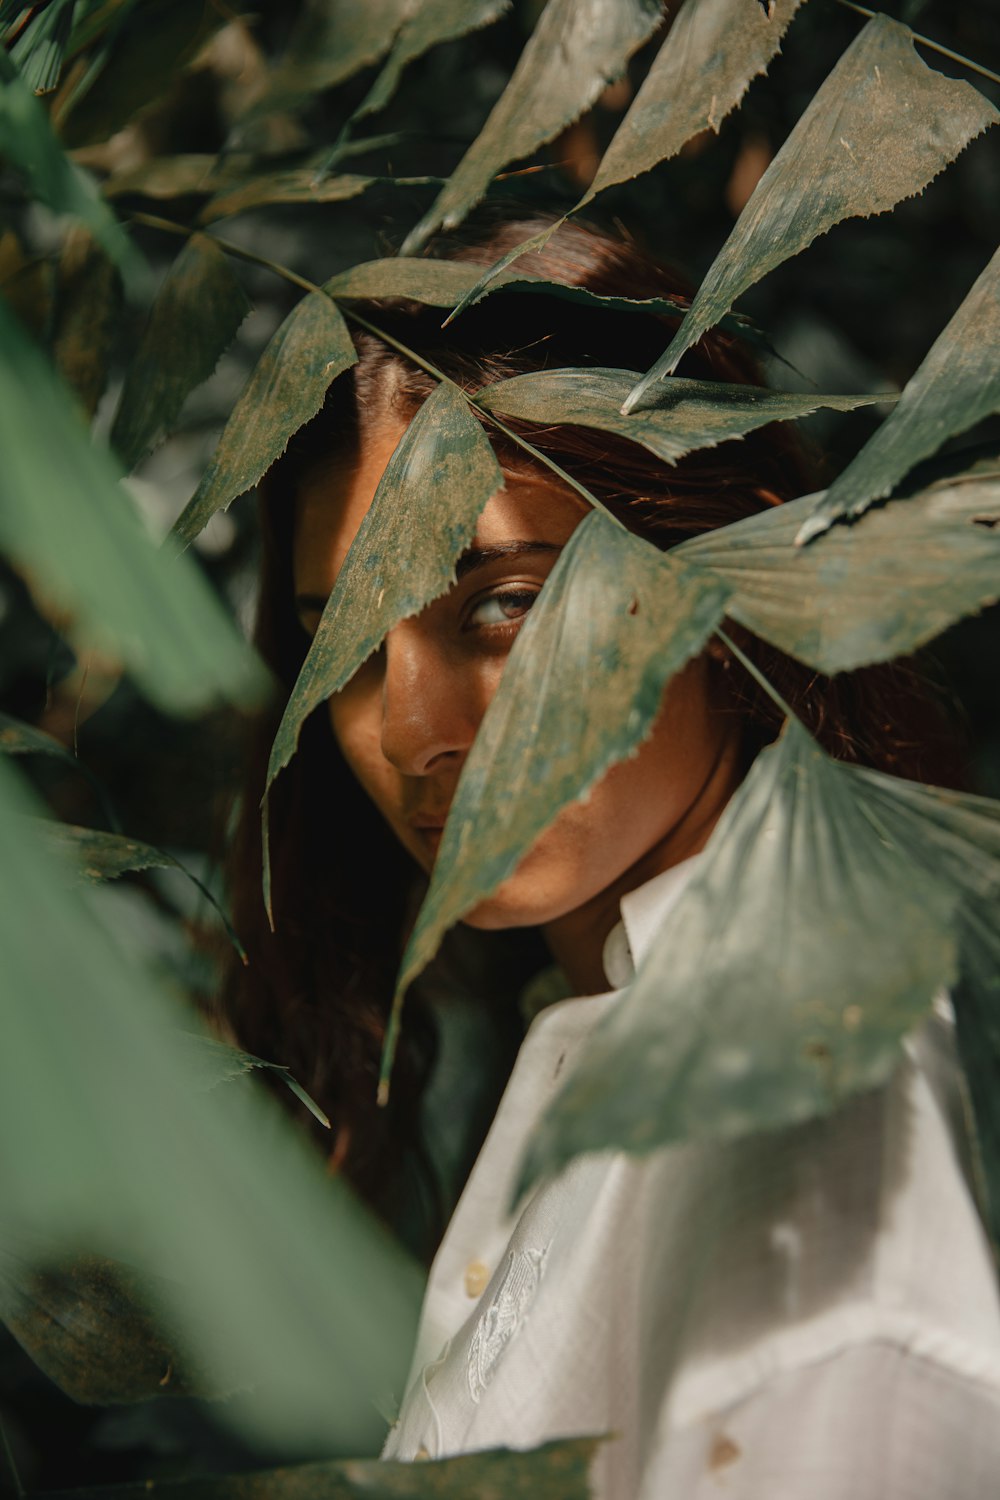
[[388, 1002, 1000, 1496]]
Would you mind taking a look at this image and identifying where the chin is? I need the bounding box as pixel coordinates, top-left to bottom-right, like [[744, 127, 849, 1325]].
[[456, 868, 591, 933], [459, 901, 531, 932]]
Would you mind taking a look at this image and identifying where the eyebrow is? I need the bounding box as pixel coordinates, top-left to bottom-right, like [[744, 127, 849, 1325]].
[[294, 541, 564, 619], [454, 540, 563, 580]]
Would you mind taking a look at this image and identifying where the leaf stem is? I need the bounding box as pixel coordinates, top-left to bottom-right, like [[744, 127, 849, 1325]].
[[834, 0, 1000, 88], [129, 211, 629, 532], [334, 306, 630, 531], [129, 211, 320, 296], [715, 626, 798, 725], [157, 847, 248, 966]]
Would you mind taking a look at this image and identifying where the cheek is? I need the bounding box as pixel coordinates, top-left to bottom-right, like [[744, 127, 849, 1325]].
[[628, 661, 731, 805], [327, 687, 388, 805], [463, 660, 734, 927]]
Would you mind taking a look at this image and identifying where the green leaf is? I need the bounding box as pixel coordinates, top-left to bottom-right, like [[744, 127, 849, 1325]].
[[518, 719, 957, 1196], [0, 709, 84, 765], [7, 0, 76, 95], [579, 0, 807, 206], [58, 0, 229, 148], [477, 367, 886, 465], [325, 254, 493, 305], [385, 511, 729, 1095], [0, 50, 141, 283], [179, 1036, 331, 1128], [111, 233, 251, 472], [198, 170, 374, 224], [102, 153, 241, 202], [265, 380, 503, 795], [439, 221, 573, 324], [798, 244, 1000, 541], [324, 255, 681, 317], [0, 755, 422, 1450], [948, 914, 1000, 1248], [322, 256, 772, 351], [400, 0, 664, 255], [0, 1246, 207, 1404], [623, 15, 999, 412], [51, 227, 122, 417], [30, 1436, 600, 1499], [356, 0, 510, 123], [0, 300, 265, 713], [325, 255, 791, 360], [173, 289, 357, 549], [0, 710, 121, 832], [677, 463, 1000, 673], [36, 820, 247, 962], [39, 821, 174, 880], [808, 772, 1000, 1247], [262, 0, 412, 110]]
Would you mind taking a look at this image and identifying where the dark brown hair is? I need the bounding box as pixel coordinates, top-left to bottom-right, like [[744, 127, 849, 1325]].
[[210, 214, 960, 1258]]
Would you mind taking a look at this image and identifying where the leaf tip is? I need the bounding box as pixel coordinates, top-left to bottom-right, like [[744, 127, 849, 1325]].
[[794, 508, 831, 547], [620, 382, 646, 416]]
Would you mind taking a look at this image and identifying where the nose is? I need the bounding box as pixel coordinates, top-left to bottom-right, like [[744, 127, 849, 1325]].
[[379, 618, 480, 777]]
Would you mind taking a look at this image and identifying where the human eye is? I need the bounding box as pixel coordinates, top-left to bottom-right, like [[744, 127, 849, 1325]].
[[463, 585, 539, 632]]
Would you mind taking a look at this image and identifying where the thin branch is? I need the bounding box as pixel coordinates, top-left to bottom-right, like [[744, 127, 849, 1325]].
[[128, 212, 318, 296], [341, 306, 628, 530], [715, 626, 798, 725], [834, 0, 1000, 88]]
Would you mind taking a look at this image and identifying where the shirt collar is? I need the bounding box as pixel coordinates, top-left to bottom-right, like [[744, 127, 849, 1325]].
[[601, 854, 701, 989]]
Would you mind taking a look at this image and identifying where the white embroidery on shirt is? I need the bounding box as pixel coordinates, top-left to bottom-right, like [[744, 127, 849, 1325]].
[[467, 1246, 548, 1404]]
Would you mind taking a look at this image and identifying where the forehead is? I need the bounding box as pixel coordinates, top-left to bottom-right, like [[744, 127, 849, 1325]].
[[293, 415, 589, 598]]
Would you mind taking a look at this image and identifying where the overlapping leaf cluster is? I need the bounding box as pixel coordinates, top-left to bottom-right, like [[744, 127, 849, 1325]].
[[1, 0, 999, 1493]]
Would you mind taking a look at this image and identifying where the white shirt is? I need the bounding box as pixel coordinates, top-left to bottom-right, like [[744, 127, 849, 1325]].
[[383, 859, 1000, 1496]]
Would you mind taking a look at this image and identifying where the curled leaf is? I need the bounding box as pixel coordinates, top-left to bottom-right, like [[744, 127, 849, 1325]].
[[38, 821, 247, 963], [181, 1036, 330, 1128]]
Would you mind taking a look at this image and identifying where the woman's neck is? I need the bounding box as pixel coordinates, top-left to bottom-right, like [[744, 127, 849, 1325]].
[[541, 735, 742, 995]]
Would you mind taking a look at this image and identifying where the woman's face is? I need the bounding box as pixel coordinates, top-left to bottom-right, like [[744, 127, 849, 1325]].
[[294, 416, 743, 966]]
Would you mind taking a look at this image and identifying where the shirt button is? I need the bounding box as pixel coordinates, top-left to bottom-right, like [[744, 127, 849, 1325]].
[[601, 920, 634, 989], [464, 1259, 490, 1298]]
